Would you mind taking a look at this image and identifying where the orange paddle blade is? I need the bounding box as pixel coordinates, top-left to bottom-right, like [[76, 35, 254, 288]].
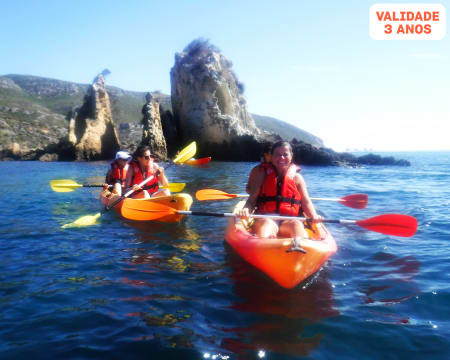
[[339, 194, 368, 209], [355, 214, 418, 237], [121, 200, 177, 221], [195, 189, 243, 201]]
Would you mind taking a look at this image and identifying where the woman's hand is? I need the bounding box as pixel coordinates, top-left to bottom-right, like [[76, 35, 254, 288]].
[[237, 207, 251, 221], [132, 184, 142, 192]]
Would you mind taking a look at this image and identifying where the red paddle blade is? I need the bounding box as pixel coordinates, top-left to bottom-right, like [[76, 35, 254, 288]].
[[121, 200, 177, 221], [339, 194, 368, 209], [356, 214, 418, 237]]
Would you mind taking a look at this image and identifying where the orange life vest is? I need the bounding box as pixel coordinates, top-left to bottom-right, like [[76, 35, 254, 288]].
[[256, 164, 302, 216], [107, 161, 129, 186], [129, 160, 159, 195]]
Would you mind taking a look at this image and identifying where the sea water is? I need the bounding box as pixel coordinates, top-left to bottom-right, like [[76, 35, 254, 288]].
[[0, 152, 448, 359]]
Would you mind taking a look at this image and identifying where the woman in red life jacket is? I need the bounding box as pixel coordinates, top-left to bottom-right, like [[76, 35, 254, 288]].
[[104, 151, 131, 196], [124, 145, 170, 199], [246, 142, 272, 194], [239, 141, 325, 249]]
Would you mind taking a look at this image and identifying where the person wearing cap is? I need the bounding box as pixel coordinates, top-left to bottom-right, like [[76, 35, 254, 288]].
[[124, 145, 170, 199], [104, 150, 132, 196]]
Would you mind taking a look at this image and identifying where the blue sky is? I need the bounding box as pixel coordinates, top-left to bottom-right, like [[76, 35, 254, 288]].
[[1, 0, 449, 151]]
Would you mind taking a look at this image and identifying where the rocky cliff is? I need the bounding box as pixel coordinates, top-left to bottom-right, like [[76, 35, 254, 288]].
[[0, 74, 322, 160], [140, 92, 167, 160], [171, 39, 273, 159], [63, 74, 120, 160], [0, 73, 410, 166]]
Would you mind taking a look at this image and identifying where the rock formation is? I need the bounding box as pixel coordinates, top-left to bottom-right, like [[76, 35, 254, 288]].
[[65, 74, 120, 160], [160, 107, 180, 158], [140, 93, 167, 160], [170, 39, 270, 160], [0, 74, 411, 166]]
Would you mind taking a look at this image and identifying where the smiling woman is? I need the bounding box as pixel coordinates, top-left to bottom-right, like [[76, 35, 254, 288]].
[[239, 140, 325, 242], [124, 145, 171, 199]]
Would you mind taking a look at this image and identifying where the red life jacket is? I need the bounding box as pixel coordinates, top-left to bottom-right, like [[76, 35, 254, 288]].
[[107, 161, 129, 186], [129, 160, 159, 195], [256, 164, 302, 216]]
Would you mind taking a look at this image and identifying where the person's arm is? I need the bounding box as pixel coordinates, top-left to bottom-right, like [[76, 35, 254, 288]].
[[156, 165, 169, 187], [245, 165, 259, 194], [239, 169, 264, 219], [124, 165, 135, 194], [296, 174, 326, 238], [296, 174, 321, 220]]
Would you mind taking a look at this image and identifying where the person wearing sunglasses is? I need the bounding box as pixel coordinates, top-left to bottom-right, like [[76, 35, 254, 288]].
[[124, 145, 170, 199]]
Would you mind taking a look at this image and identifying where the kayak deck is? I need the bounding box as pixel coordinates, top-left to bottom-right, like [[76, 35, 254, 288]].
[[100, 190, 193, 223], [225, 201, 337, 289]]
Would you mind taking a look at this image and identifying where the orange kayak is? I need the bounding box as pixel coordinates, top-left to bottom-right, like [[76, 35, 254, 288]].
[[225, 202, 337, 289], [186, 157, 211, 165], [100, 190, 193, 223]]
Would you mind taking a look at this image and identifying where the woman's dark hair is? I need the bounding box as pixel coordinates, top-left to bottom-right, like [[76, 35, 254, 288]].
[[262, 142, 272, 154], [271, 141, 292, 155], [133, 145, 151, 159]]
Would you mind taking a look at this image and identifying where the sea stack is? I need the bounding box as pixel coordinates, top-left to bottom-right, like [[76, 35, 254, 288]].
[[66, 74, 120, 160], [170, 39, 268, 160], [140, 92, 167, 161]]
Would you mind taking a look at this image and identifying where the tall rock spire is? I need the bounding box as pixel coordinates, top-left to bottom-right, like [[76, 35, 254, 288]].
[[140, 92, 167, 160], [66, 74, 120, 160], [170, 39, 266, 160]]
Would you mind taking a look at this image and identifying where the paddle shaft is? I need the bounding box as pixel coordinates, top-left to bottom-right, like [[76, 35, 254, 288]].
[[215, 194, 355, 202], [176, 210, 356, 224]]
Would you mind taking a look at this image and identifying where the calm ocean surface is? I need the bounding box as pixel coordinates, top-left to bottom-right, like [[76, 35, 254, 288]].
[[0, 152, 448, 360]]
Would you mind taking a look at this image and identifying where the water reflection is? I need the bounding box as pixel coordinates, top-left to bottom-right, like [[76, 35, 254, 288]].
[[116, 217, 340, 358], [356, 252, 420, 325], [219, 248, 339, 358], [118, 221, 221, 351], [123, 220, 221, 274]]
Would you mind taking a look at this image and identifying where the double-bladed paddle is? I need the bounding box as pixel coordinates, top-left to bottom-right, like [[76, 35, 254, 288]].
[[121, 201, 417, 237], [61, 142, 196, 228], [195, 189, 368, 209], [50, 179, 186, 193]]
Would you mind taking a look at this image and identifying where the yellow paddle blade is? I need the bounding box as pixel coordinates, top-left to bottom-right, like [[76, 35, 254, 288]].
[[161, 183, 186, 192], [50, 179, 83, 192], [121, 200, 177, 221], [173, 142, 196, 164], [61, 213, 101, 228], [195, 189, 241, 201]]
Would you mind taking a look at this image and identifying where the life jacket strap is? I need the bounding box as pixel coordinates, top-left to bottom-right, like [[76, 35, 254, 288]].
[[257, 195, 302, 205]]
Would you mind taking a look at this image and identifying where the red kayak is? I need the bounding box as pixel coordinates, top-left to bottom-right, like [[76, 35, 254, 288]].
[[186, 157, 211, 165], [225, 202, 337, 289]]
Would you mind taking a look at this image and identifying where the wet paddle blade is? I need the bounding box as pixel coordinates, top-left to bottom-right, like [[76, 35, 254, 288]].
[[173, 142, 196, 164], [339, 194, 368, 209], [121, 200, 177, 221], [61, 213, 101, 228], [162, 183, 186, 192], [50, 179, 82, 192], [355, 214, 418, 237], [195, 189, 241, 201]]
